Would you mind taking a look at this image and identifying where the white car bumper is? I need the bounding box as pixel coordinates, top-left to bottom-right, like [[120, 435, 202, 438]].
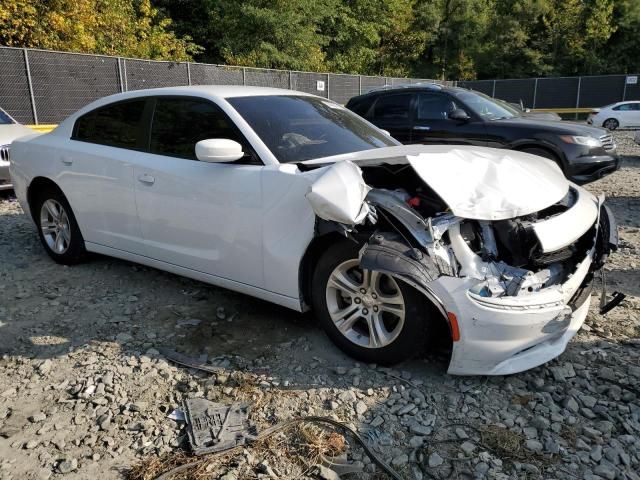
[[432, 259, 593, 376], [429, 195, 607, 376]]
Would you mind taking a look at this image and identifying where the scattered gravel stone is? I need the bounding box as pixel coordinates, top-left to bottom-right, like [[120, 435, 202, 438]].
[[525, 439, 543, 453], [428, 452, 444, 468]]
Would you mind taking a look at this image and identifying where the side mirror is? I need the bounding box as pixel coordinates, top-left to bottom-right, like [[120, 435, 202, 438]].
[[379, 129, 391, 136], [195, 139, 244, 163], [448, 108, 470, 121]]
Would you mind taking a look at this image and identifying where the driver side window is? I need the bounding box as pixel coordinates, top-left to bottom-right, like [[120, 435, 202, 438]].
[[417, 93, 458, 120], [150, 97, 259, 163]]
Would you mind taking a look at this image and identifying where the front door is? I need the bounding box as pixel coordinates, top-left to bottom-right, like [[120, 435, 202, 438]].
[[132, 96, 264, 288], [410, 92, 488, 146]]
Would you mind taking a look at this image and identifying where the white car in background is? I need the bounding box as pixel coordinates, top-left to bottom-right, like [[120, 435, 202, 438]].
[[587, 101, 640, 130], [0, 107, 34, 191], [9, 86, 622, 375]]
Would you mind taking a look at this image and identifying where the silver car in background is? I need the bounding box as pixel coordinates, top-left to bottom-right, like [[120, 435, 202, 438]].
[[0, 107, 34, 191]]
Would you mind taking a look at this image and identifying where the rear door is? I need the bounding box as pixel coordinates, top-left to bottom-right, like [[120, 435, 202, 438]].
[[368, 93, 414, 143], [410, 92, 488, 145], [630, 102, 640, 126], [613, 103, 635, 127], [131, 96, 265, 288], [62, 98, 150, 254]]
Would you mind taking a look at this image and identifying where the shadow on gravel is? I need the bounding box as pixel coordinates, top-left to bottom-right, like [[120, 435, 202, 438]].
[[605, 268, 640, 298], [0, 199, 450, 376], [600, 195, 640, 228], [619, 155, 640, 169]]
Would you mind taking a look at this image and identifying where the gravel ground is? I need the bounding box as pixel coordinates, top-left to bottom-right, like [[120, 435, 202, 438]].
[[1, 131, 639, 480]]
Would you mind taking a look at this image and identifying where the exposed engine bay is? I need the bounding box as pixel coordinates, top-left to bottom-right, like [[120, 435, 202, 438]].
[[320, 161, 603, 302]]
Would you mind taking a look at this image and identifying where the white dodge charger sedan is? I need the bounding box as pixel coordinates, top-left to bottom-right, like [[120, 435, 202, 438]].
[[10, 86, 621, 375]]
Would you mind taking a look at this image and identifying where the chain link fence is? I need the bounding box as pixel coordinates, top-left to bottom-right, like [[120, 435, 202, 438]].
[[0, 46, 448, 125], [459, 74, 640, 110]]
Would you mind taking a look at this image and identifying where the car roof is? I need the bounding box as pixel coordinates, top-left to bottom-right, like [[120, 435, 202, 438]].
[[78, 85, 315, 116], [136, 85, 314, 99], [110, 85, 314, 102], [347, 83, 468, 102], [51, 85, 321, 137]]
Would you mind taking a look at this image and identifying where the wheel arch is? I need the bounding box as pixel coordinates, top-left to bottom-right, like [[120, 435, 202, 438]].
[[299, 226, 453, 351], [27, 177, 65, 222], [602, 117, 619, 129], [299, 231, 348, 310], [513, 143, 566, 171]]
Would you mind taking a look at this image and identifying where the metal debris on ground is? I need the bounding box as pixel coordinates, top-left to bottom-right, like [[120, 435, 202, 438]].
[[160, 348, 224, 374], [319, 453, 364, 476], [167, 409, 186, 422], [184, 398, 257, 455]]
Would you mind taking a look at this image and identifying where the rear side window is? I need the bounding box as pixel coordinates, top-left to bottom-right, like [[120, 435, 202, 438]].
[[613, 103, 638, 111], [73, 100, 147, 149], [150, 98, 246, 160], [373, 94, 413, 119], [347, 97, 375, 117]]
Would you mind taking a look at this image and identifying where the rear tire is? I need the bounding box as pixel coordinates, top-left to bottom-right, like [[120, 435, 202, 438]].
[[603, 118, 619, 130], [33, 187, 87, 265], [311, 240, 431, 365]]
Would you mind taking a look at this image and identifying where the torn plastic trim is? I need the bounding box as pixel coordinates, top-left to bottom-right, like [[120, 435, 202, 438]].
[[358, 232, 447, 318]]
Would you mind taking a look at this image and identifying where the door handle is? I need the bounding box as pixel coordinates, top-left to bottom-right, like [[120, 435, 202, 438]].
[[137, 173, 155, 185], [61, 157, 73, 165], [413, 126, 431, 131]]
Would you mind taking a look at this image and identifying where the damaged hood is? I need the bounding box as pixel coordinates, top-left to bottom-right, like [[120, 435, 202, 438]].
[[303, 145, 569, 221]]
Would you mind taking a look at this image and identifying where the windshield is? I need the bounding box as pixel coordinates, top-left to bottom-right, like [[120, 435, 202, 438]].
[[496, 99, 523, 115], [454, 90, 516, 120], [227, 95, 398, 163], [0, 109, 15, 125]]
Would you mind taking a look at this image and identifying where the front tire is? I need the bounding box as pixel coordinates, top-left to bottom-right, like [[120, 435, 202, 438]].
[[34, 187, 87, 265], [603, 118, 619, 130], [311, 240, 430, 365]]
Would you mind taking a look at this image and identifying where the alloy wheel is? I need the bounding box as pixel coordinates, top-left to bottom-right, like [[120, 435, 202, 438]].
[[40, 199, 71, 254], [325, 259, 405, 348]]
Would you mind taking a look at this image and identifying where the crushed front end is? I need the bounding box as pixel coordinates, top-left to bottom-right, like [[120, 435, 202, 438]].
[[360, 184, 621, 375], [302, 148, 622, 375]]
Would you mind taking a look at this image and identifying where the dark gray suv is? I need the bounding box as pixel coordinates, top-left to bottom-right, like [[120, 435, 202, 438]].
[[346, 84, 619, 184]]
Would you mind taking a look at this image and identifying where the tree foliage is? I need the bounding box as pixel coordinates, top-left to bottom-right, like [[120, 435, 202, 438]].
[[1, 0, 639, 78], [0, 0, 200, 60]]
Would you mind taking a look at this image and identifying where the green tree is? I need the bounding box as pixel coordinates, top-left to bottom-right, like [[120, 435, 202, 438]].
[[210, 0, 328, 71], [601, 0, 640, 74], [0, 0, 200, 60], [320, 0, 423, 76], [0, 0, 43, 47]]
